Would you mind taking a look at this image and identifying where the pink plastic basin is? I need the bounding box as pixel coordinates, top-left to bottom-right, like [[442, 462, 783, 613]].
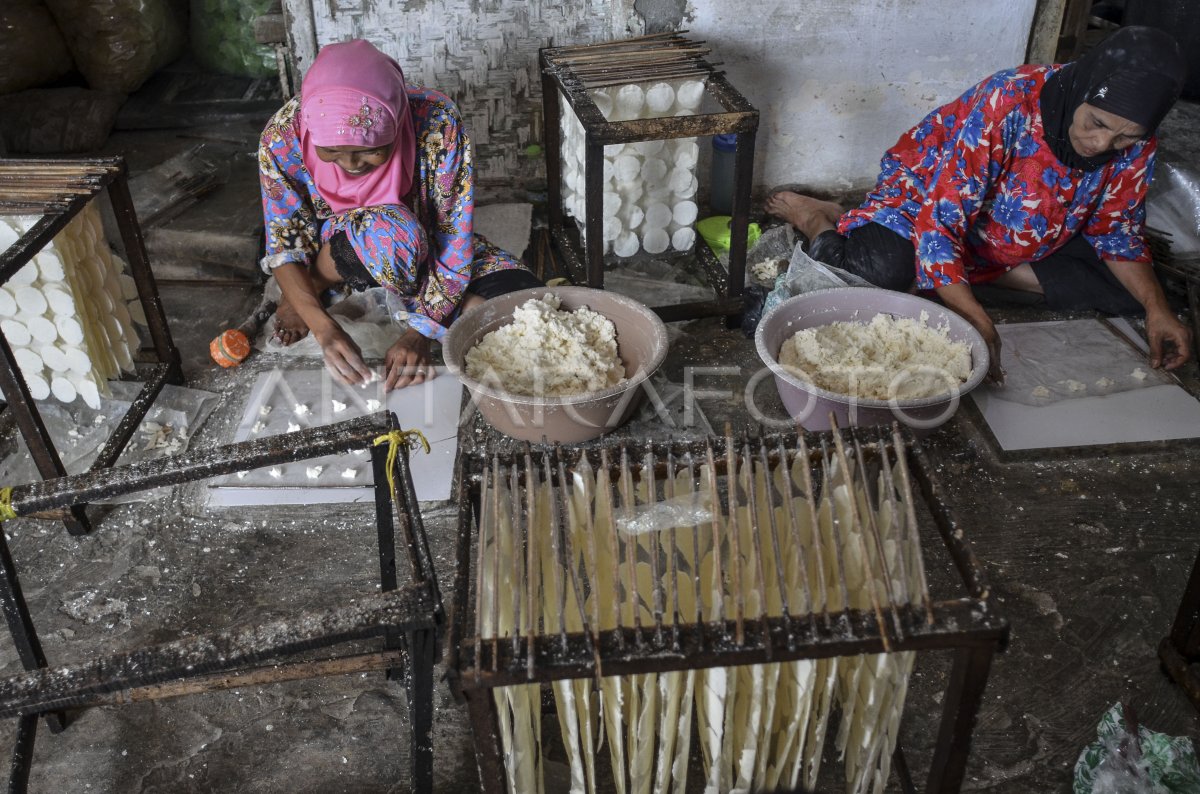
[[754, 287, 989, 434]]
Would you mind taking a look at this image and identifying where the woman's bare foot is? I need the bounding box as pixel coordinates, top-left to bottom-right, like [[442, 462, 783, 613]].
[[765, 191, 843, 241], [272, 295, 310, 345]]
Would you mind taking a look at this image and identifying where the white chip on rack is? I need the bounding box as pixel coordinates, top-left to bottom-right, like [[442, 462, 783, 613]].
[[50, 376, 77, 404], [26, 316, 58, 345], [8, 263, 38, 287], [26, 373, 50, 401], [127, 299, 148, 326], [34, 250, 66, 282], [0, 288, 16, 317], [55, 315, 85, 345], [14, 348, 42, 375], [645, 82, 676, 114], [613, 231, 640, 258], [64, 346, 92, 375], [15, 287, 48, 317], [672, 200, 699, 226], [43, 287, 75, 316], [643, 202, 671, 229], [642, 157, 668, 183], [74, 376, 101, 410], [1, 319, 31, 347], [39, 344, 69, 373], [675, 80, 705, 110], [671, 227, 697, 251], [642, 228, 670, 255], [118, 273, 138, 301]]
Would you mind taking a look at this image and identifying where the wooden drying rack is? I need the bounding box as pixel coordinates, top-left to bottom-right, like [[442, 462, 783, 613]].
[[540, 33, 759, 323], [0, 156, 183, 538]]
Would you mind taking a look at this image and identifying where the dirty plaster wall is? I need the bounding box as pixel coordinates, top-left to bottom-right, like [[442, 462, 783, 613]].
[[283, 0, 1036, 196]]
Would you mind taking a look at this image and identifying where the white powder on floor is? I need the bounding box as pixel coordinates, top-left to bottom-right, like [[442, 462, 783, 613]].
[[465, 294, 626, 397], [778, 312, 972, 400]]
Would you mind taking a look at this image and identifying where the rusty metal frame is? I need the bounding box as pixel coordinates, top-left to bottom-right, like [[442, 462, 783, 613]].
[[0, 156, 184, 539], [445, 427, 1008, 793], [540, 43, 758, 324], [0, 412, 442, 793]]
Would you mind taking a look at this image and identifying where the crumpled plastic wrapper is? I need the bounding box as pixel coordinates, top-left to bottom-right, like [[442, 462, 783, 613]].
[[616, 492, 714, 536], [1074, 703, 1200, 793]]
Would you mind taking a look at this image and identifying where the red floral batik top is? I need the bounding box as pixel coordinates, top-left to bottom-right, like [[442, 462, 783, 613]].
[[839, 65, 1156, 290]]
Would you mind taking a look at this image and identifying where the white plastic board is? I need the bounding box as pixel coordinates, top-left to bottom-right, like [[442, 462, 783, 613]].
[[208, 368, 463, 504], [969, 320, 1200, 451]]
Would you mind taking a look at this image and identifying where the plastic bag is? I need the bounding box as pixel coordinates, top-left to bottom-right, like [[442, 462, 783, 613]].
[[43, 0, 186, 93], [1147, 162, 1200, 256], [1074, 703, 1200, 793], [189, 0, 276, 79], [745, 224, 796, 286], [0, 0, 74, 94], [0, 88, 125, 154], [760, 242, 872, 320]]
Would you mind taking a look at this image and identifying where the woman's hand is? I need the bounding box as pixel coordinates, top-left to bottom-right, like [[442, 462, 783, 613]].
[[384, 328, 435, 391], [314, 321, 374, 385], [936, 282, 1005, 385], [977, 319, 1005, 385], [1146, 308, 1193, 370]]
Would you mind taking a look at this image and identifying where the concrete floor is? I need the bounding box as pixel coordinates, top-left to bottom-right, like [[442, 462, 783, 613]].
[[1, 64, 1199, 793]]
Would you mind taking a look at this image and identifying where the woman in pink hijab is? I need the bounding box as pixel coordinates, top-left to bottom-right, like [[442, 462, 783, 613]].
[[258, 39, 540, 390]]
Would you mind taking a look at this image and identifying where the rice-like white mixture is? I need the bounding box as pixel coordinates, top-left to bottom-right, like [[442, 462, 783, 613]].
[[778, 312, 972, 400], [464, 294, 626, 397]]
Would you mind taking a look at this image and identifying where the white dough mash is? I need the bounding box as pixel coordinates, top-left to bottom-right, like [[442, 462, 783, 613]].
[[778, 311, 972, 400], [465, 294, 626, 397]]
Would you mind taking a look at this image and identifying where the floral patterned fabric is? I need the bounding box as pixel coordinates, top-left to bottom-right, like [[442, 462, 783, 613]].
[[258, 85, 524, 340], [839, 65, 1155, 291]]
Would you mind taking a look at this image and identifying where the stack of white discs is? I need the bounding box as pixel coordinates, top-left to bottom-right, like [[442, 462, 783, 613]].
[[559, 78, 706, 257], [0, 204, 144, 409]]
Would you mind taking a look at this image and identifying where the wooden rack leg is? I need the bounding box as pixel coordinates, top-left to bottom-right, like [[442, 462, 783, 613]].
[[103, 167, 182, 377], [7, 714, 38, 793], [464, 689, 507, 794], [0, 532, 65, 736], [371, 446, 404, 681], [926, 644, 997, 793], [406, 627, 436, 794]]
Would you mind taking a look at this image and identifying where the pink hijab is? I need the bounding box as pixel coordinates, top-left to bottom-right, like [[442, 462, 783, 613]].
[[299, 39, 416, 213]]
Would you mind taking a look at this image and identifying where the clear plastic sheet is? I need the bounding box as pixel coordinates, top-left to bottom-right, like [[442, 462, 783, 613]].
[[985, 320, 1170, 407], [616, 492, 714, 535], [0, 381, 220, 498], [762, 243, 872, 319], [1147, 162, 1200, 256], [259, 285, 410, 362]]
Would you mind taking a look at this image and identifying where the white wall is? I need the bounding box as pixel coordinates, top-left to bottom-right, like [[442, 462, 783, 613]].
[[283, 0, 1036, 197], [685, 0, 1038, 194]]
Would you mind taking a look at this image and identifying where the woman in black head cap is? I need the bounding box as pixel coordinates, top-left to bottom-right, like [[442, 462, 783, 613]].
[[768, 26, 1191, 383]]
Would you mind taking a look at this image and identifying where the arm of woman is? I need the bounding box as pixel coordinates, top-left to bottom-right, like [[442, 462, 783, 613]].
[[907, 77, 1017, 383], [381, 91, 475, 390], [259, 103, 373, 384], [1104, 259, 1192, 369], [1083, 141, 1193, 369]]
